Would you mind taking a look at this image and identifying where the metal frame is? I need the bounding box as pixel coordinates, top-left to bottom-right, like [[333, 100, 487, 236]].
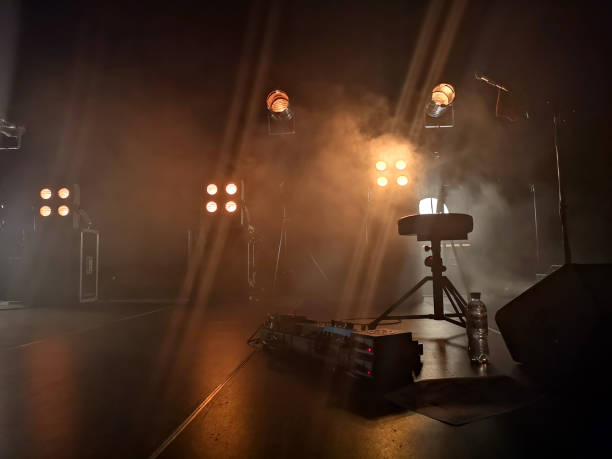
[[79, 229, 99, 303], [368, 236, 467, 329]]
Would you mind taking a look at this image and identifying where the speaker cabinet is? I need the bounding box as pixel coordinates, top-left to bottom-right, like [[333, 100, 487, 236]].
[[495, 264, 612, 372]]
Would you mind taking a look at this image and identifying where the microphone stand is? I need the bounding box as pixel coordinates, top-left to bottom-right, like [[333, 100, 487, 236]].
[[476, 74, 572, 266]]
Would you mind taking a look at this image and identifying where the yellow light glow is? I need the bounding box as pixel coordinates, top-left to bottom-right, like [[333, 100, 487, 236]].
[[40, 206, 52, 217], [266, 90, 290, 113], [58, 187, 70, 199], [205, 201, 217, 213], [40, 188, 52, 200], [225, 183, 238, 195], [395, 160, 407, 170], [397, 175, 408, 186], [206, 184, 218, 195], [375, 161, 387, 171], [431, 83, 455, 106], [225, 201, 237, 213], [58, 205, 70, 216], [376, 177, 388, 187]]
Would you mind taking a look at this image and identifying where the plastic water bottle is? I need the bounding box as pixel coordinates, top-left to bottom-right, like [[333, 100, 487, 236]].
[[466, 292, 489, 363]]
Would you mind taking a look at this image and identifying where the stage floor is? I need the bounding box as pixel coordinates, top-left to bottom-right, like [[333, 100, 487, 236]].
[[0, 297, 606, 458]]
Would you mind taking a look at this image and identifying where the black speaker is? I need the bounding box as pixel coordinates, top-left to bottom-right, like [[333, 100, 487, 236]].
[[495, 264, 612, 373]]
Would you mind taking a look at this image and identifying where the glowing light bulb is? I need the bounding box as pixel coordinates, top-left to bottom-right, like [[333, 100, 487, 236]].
[[40, 205, 52, 217], [58, 187, 70, 199], [205, 201, 217, 213], [395, 160, 406, 170], [376, 176, 388, 187], [40, 188, 52, 200], [375, 161, 387, 171], [206, 184, 218, 195], [58, 205, 70, 216], [266, 90, 290, 113], [225, 183, 238, 195], [397, 175, 408, 186], [225, 201, 237, 213]]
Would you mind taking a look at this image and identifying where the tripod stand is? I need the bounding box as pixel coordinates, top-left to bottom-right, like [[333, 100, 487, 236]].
[[368, 213, 473, 330], [272, 193, 329, 293]]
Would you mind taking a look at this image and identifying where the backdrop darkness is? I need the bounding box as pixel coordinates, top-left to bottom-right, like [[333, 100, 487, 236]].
[[1, 0, 610, 301]]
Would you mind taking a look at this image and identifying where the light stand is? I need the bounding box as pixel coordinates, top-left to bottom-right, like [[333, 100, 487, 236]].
[[553, 113, 572, 264]]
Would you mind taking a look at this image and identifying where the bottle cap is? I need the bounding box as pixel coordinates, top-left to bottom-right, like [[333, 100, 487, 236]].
[[470, 292, 481, 300]]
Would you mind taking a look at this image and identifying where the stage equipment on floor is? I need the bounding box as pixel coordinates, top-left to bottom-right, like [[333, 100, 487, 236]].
[[368, 213, 473, 330], [203, 180, 244, 223], [266, 89, 295, 135], [251, 313, 423, 389], [495, 263, 612, 373], [20, 227, 100, 304], [0, 118, 25, 150], [425, 83, 455, 128]]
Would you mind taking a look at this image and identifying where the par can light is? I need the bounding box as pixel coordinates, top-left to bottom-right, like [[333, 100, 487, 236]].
[[397, 175, 408, 186], [40, 205, 52, 217], [58, 187, 70, 199], [375, 161, 387, 171], [205, 201, 218, 213], [225, 201, 237, 213], [206, 184, 218, 195], [40, 188, 52, 200], [376, 176, 388, 187], [266, 90, 290, 114], [58, 205, 70, 216], [225, 183, 238, 195], [426, 83, 455, 118], [395, 160, 407, 170]]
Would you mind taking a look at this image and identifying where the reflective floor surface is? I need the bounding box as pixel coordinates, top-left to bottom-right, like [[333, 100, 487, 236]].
[[0, 297, 607, 458]]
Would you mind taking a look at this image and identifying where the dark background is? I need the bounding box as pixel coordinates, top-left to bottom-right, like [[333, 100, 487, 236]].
[[1, 0, 610, 302]]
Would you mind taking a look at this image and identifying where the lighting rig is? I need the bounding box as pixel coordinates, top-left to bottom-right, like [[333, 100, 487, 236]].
[[22, 184, 99, 304], [374, 158, 410, 189], [200, 179, 258, 296], [203, 180, 244, 223], [37, 185, 80, 228], [424, 83, 455, 128], [266, 89, 295, 135]]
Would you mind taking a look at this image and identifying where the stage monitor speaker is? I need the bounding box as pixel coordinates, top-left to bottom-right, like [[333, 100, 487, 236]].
[[495, 263, 612, 373]]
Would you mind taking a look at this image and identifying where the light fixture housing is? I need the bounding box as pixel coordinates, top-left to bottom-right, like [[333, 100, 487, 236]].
[[397, 175, 408, 186], [426, 83, 455, 118], [205, 201, 218, 213], [225, 201, 237, 213], [266, 90, 292, 119], [40, 188, 52, 200], [58, 187, 70, 199], [225, 183, 238, 195], [266, 89, 295, 135], [375, 161, 387, 171]]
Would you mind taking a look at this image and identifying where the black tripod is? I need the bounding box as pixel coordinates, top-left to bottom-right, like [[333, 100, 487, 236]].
[[272, 186, 328, 293], [368, 235, 467, 330]]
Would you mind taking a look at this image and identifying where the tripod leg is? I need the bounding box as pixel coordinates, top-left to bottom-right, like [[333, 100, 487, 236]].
[[368, 276, 431, 329], [443, 284, 466, 326], [444, 278, 467, 313], [272, 216, 287, 290]]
